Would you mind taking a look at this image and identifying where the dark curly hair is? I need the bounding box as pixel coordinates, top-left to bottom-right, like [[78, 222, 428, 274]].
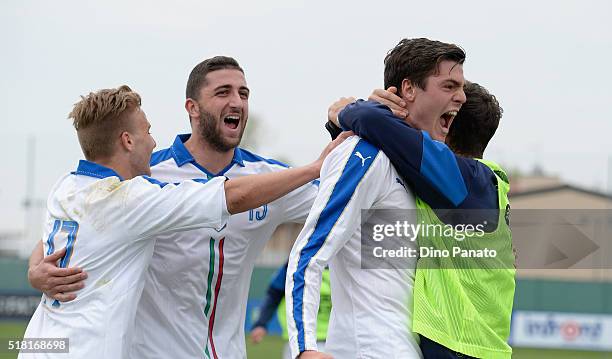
[[446, 82, 503, 158]]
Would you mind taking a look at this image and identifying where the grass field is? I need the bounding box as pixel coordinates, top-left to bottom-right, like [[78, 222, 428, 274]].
[[1, 321, 610, 358]]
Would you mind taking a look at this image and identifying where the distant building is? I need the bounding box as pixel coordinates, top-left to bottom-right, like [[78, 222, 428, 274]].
[[509, 175, 612, 282], [510, 175, 612, 209]]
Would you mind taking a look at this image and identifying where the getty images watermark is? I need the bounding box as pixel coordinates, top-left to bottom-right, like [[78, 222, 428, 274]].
[[360, 209, 612, 270], [371, 220, 497, 259]]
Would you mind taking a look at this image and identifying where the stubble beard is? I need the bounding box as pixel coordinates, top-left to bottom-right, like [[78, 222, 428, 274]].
[[198, 109, 244, 153]]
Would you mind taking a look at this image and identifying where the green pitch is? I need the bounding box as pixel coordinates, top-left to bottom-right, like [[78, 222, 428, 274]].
[[1, 322, 610, 358], [0, 321, 27, 359]]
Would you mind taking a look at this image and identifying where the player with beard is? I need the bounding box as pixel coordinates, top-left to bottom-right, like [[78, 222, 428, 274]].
[[28, 56, 325, 358], [132, 56, 323, 358], [19, 84, 343, 359]]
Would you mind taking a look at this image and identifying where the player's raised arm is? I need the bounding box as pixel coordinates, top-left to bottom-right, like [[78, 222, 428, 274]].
[[338, 100, 499, 213], [339, 100, 465, 207], [285, 137, 384, 358], [223, 131, 351, 214], [123, 132, 350, 240]]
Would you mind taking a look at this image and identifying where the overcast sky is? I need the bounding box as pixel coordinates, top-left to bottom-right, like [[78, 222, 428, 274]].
[[1, 0, 611, 233]]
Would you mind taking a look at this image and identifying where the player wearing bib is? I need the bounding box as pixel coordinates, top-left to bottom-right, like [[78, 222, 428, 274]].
[[286, 136, 421, 359], [131, 135, 318, 359], [338, 82, 515, 358], [413, 160, 514, 359]]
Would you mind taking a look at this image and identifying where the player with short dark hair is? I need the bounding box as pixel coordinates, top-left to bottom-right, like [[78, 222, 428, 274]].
[[286, 37, 468, 359], [384, 37, 466, 91], [446, 81, 502, 158], [337, 79, 515, 358]]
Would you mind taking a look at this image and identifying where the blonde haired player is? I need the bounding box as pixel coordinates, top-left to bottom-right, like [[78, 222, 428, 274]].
[[20, 85, 345, 358]]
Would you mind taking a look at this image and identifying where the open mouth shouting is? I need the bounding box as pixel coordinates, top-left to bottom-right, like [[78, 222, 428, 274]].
[[440, 110, 458, 136], [223, 113, 242, 134]]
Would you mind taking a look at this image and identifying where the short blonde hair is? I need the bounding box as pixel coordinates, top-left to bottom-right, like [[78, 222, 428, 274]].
[[68, 85, 142, 160]]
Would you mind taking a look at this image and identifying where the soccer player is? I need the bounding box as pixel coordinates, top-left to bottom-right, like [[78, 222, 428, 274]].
[[285, 38, 467, 359], [336, 81, 515, 358], [132, 56, 328, 359], [28, 56, 327, 358], [19, 85, 343, 358]]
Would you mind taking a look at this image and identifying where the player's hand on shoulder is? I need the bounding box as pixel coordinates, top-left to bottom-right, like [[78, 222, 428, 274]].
[[328, 97, 356, 127], [298, 350, 334, 359], [368, 86, 408, 119], [28, 247, 88, 302]]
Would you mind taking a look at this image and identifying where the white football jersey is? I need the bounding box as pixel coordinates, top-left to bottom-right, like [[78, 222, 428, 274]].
[[20, 160, 228, 359], [130, 134, 317, 359], [286, 136, 422, 359]]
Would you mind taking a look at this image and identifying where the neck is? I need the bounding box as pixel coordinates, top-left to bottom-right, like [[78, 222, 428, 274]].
[[454, 151, 483, 159], [184, 134, 236, 174], [96, 157, 136, 180]]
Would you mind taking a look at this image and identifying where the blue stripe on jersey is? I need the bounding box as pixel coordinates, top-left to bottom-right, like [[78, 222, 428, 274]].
[[53, 220, 79, 308], [291, 139, 378, 353], [420, 131, 468, 206], [141, 175, 210, 188], [239, 148, 290, 168], [59, 221, 79, 268], [46, 220, 61, 255], [142, 176, 170, 188]]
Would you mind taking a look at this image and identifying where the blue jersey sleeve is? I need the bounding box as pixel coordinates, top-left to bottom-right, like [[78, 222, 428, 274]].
[[270, 262, 288, 291], [338, 100, 499, 226]]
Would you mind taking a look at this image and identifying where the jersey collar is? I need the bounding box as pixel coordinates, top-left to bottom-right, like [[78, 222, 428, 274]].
[[72, 160, 124, 180], [170, 134, 245, 175]]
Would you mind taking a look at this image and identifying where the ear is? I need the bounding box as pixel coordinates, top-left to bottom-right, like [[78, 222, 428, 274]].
[[185, 98, 199, 119], [119, 131, 134, 152], [401, 79, 416, 102]]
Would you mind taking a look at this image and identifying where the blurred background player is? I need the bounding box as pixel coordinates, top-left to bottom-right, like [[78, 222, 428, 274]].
[[250, 261, 331, 358]]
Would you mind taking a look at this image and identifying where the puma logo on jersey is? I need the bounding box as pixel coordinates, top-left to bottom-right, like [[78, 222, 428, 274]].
[[354, 151, 372, 166]]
